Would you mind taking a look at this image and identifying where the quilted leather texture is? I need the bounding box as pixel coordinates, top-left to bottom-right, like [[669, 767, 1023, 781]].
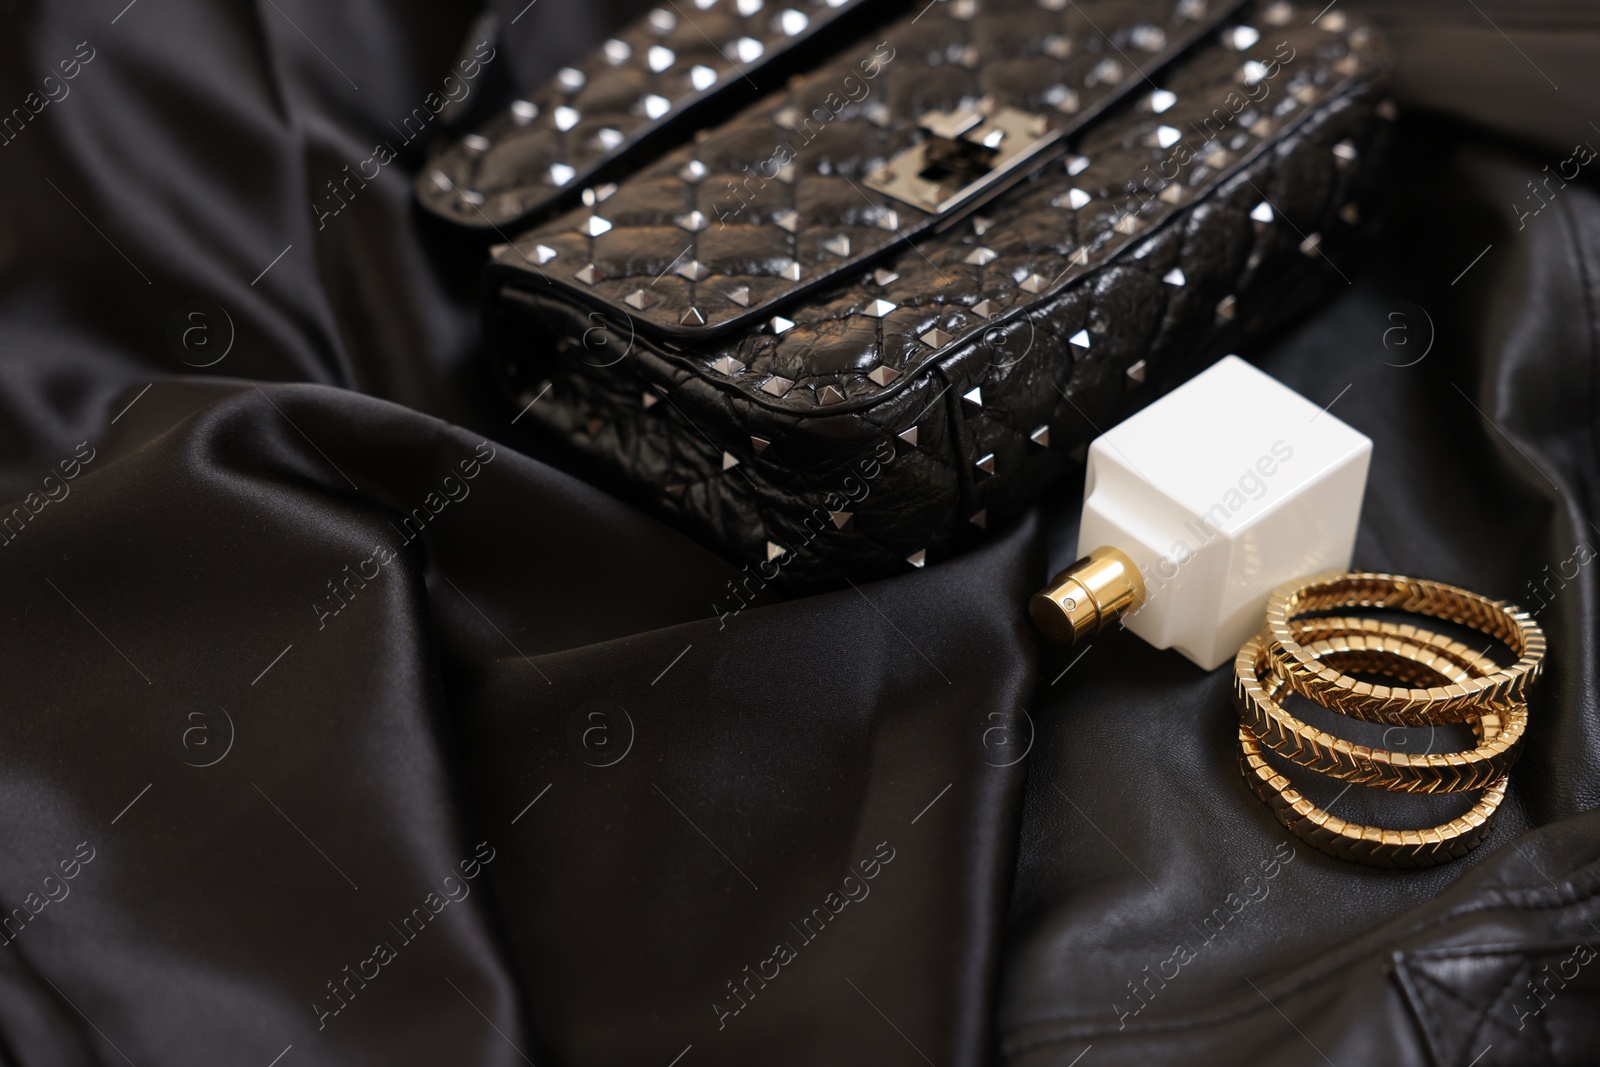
[[494, 0, 1242, 336], [1393, 943, 1600, 1067], [416, 0, 871, 228], [477, 0, 1393, 588]]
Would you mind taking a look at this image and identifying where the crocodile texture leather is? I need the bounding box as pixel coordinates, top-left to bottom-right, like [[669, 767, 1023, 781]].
[[468, 0, 1393, 588]]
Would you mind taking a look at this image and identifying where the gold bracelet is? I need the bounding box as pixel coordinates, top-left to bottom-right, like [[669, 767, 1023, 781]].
[[1237, 726, 1508, 868], [1235, 624, 1525, 795], [1263, 573, 1545, 725]]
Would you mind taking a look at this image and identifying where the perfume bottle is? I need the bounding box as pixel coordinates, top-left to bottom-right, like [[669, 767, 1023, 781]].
[[1030, 356, 1372, 670]]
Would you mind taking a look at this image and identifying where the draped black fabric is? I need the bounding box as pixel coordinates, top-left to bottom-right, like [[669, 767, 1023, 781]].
[[0, 2, 1595, 1066]]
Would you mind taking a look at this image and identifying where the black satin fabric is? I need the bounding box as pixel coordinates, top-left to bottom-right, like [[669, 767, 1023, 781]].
[[0, 2, 1595, 1066]]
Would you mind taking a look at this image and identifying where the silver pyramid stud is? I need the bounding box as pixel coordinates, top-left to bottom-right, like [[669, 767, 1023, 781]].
[[648, 8, 677, 33], [972, 299, 1003, 319], [829, 510, 852, 529], [823, 235, 851, 257], [1114, 215, 1144, 235], [1126, 359, 1147, 384], [920, 328, 952, 349], [750, 435, 770, 452], [575, 263, 604, 285], [690, 65, 717, 91], [1163, 267, 1187, 286], [603, 38, 631, 63], [722, 451, 741, 470], [648, 45, 676, 72], [1148, 125, 1182, 149], [1030, 425, 1051, 447], [489, 243, 509, 259], [1299, 233, 1322, 256], [676, 210, 709, 233], [1250, 201, 1275, 225], [972, 215, 995, 236], [864, 298, 896, 318], [726, 286, 752, 307], [962, 386, 983, 413], [1228, 25, 1261, 50], [762, 376, 794, 397], [1216, 295, 1237, 323], [871, 269, 899, 286], [906, 549, 927, 569], [430, 170, 451, 191], [1332, 140, 1358, 167], [625, 289, 659, 310], [1054, 188, 1092, 210], [679, 307, 707, 327], [776, 162, 797, 184], [773, 105, 801, 128], [1019, 273, 1050, 294], [767, 541, 787, 561], [975, 453, 996, 477], [779, 8, 809, 35], [1149, 89, 1178, 113], [462, 133, 490, 154], [867, 365, 898, 386], [770, 315, 795, 333], [533, 244, 559, 264], [640, 94, 671, 119], [876, 208, 900, 231], [591, 127, 624, 151], [553, 106, 581, 131], [817, 385, 846, 405], [1262, 1, 1292, 25], [580, 216, 613, 237], [1066, 155, 1091, 175], [964, 247, 998, 266], [1069, 328, 1091, 350], [969, 509, 988, 528], [679, 160, 708, 183], [642, 391, 660, 409], [773, 210, 800, 233], [459, 189, 484, 206], [557, 67, 585, 91], [583, 183, 618, 205], [778, 260, 803, 281], [734, 36, 763, 62], [1048, 86, 1081, 113], [897, 426, 919, 447], [550, 163, 576, 186], [1068, 247, 1092, 266], [1159, 183, 1188, 205], [711, 355, 746, 375], [676, 259, 711, 281], [510, 99, 538, 123]]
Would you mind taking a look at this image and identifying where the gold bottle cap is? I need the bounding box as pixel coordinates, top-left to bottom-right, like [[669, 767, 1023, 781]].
[[1029, 546, 1146, 646]]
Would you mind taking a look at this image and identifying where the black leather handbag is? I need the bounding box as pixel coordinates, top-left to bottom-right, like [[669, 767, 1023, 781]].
[[420, 0, 1392, 588]]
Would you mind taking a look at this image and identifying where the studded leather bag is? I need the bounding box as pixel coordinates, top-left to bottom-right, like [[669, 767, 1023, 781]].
[[420, 0, 1393, 589]]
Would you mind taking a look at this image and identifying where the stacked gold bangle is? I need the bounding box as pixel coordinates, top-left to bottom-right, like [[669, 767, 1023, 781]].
[[1234, 573, 1545, 868]]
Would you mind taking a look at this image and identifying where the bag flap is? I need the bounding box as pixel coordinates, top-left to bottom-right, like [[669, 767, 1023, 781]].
[[488, 0, 1250, 340], [417, 0, 877, 228]]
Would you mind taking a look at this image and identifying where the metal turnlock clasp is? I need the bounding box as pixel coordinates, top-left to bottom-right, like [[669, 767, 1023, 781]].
[[865, 97, 1056, 215]]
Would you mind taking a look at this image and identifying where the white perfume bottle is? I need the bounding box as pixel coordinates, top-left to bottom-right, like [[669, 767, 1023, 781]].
[[1030, 355, 1372, 670]]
